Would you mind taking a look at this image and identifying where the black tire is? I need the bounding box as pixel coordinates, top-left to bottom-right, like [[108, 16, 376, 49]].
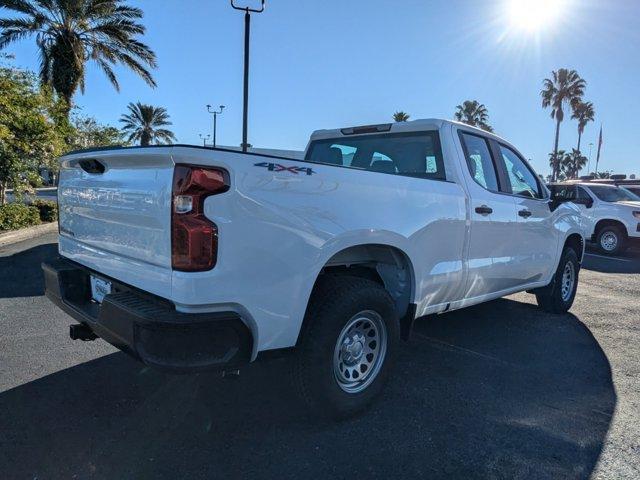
[[535, 248, 580, 313], [292, 275, 400, 419], [596, 225, 627, 255]]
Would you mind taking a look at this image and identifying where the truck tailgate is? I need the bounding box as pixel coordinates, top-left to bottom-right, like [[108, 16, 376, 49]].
[[57, 148, 174, 295]]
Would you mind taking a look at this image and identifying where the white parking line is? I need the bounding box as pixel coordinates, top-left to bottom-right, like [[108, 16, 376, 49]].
[[585, 253, 635, 263]]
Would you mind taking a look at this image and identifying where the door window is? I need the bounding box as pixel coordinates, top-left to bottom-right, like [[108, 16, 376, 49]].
[[499, 145, 542, 199], [459, 132, 499, 191], [550, 185, 576, 201], [576, 186, 591, 200]]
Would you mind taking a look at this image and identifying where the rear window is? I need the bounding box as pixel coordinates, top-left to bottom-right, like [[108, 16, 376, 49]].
[[304, 132, 445, 180]]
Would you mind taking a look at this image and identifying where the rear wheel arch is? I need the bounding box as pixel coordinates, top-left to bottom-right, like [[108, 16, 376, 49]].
[[297, 244, 415, 345]]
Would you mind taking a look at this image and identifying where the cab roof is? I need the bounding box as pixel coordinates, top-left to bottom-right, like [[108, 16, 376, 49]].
[[309, 118, 505, 142]]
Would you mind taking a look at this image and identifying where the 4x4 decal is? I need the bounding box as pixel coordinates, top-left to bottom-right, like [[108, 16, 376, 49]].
[[254, 162, 315, 176]]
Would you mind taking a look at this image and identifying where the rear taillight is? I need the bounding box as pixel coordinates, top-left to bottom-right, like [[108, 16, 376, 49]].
[[171, 165, 229, 271]]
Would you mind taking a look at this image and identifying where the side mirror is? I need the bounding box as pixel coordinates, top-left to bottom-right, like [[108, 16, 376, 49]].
[[573, 197, 593, 208]]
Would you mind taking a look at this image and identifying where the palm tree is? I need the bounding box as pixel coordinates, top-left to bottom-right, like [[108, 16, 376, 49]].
[[0, 0, 157, 115], [571, 101, 595, 153], [454, 100, 493, 132], [592, 171, 611, 179], [549, 149, 566, 181], [119, 102, 176, 146], [393, 111, 410, 122], [561, 149, 587, 179], [541, 69, 586, 181]]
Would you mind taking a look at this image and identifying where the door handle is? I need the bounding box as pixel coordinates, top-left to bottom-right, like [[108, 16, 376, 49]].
[[518, 209, 532, 218], [475, 205, 493, 215]]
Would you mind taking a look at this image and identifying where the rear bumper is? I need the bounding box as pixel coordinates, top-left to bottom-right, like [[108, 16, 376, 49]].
[[42, 257, 252, 373]]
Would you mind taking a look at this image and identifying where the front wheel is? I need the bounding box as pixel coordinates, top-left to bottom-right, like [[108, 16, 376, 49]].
[[596, 225, 627, 255], [292, 275, 399, 419], [535, 248, 580, 313]]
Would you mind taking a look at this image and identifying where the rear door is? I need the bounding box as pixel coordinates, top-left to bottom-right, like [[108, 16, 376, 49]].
[[457, 131, 520, 299], [494, 142, 557, 284]]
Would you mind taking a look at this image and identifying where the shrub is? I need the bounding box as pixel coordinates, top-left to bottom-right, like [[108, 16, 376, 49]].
[[0, 203, 41, 231], [32, 199, 58, 222]]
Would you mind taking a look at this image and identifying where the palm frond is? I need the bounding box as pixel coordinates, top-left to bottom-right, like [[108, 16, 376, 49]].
[[0, 0, 157, 112]]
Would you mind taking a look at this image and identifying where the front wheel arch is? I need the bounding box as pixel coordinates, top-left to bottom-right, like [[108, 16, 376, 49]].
[[563, 233, 585, 263], [594, 219, 628, 242]]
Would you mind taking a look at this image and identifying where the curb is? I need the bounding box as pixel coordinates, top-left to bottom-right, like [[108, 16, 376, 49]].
[[0, 222, 58, 247]]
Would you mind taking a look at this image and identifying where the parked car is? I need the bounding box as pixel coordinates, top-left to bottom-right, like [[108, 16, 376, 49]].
[[43, 119, 584, 418], [549, 182, 640, 255]]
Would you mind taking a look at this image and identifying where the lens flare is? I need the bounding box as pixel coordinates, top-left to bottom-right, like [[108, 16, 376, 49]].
[[508, 0, 567, 32]]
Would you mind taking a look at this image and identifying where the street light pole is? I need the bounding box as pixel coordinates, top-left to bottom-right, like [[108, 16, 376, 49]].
[[231, 0, 265, 152], [199, 134, 211, 147], [587, 142, 594, 174], [206, 105, 225, 148]]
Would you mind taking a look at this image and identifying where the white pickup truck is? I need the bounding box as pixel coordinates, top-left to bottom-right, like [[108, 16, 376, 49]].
[[549, 182, 640, 255], [43, 119, 584, 417]]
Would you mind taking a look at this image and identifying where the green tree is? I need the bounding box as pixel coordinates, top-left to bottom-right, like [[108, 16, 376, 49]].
[[541, 69, 586, 181], [0, 65, 66, 204], [454, 100, 493, 132], [393, 111, 410, 122], [70, 114, 126, 150], [571, 100, 595, 153], [119, 102, 176, 146], [0, 0, 157, 116]]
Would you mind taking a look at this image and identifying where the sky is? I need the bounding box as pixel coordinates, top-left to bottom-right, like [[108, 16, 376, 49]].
[[4, 0, 640, 177]]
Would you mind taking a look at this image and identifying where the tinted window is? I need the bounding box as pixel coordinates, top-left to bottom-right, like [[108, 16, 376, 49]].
[[627, 186, 640, 197], [551, 185, 576, 201], [459, 132, 498, 191], [588, 185, 640, 202], [499, 145, 542, 198], [305, 132, 445, 180], [576, 186, 591, 200]]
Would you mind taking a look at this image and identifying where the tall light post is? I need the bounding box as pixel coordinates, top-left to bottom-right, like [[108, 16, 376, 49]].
[[231, 0, 265, 152], [206, 104, 225, 148], [587, 142, 594, 174], [199, 133, 211, 147]]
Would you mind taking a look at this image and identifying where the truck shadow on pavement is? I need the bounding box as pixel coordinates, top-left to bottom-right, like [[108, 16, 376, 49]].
[[0, 243, 54, 298], [0, 297, 615, 479]]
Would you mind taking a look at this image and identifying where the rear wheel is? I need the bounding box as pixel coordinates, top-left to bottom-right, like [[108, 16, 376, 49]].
[[535, 247, 580, 313], [596, 225, 627, 255], [292, 275, 399, 419]]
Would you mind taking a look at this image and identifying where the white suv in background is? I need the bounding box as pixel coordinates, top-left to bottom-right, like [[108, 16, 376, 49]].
[[550, 182, 640, 255]]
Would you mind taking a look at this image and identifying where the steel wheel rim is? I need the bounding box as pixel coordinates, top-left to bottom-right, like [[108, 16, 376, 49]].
[[561, 261, 575, 302], [601, 231, 618, 251], [333, 310, 387, 394]]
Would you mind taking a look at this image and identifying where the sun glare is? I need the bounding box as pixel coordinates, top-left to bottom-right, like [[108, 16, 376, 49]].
[[508, 0, 567, 32]]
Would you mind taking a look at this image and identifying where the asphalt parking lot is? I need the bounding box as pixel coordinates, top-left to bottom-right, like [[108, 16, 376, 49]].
[[1, 234, 638, 479]]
